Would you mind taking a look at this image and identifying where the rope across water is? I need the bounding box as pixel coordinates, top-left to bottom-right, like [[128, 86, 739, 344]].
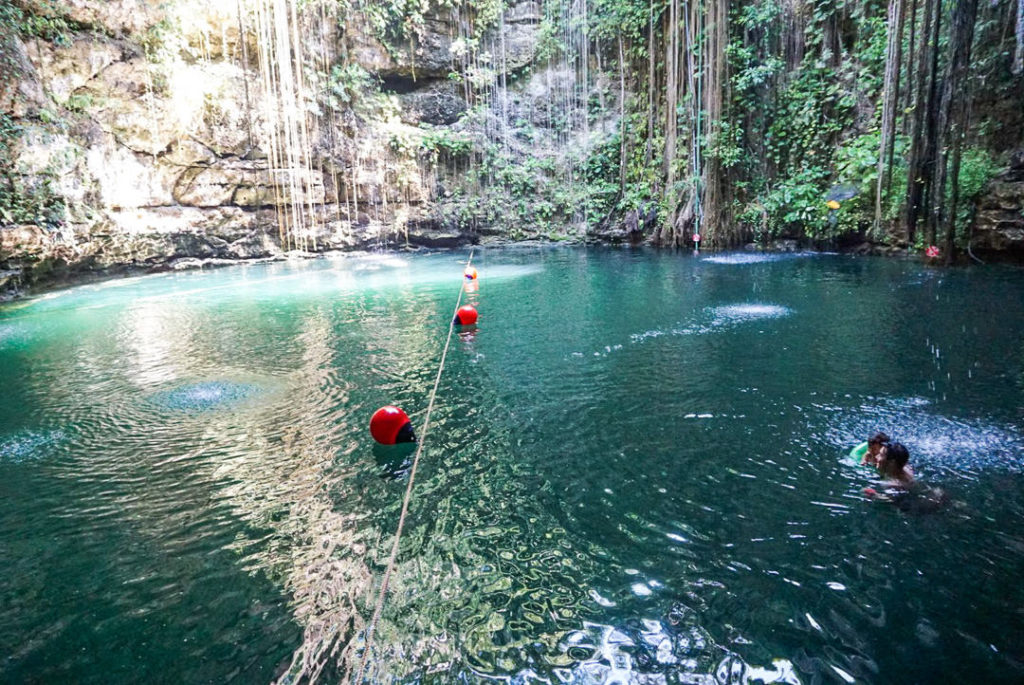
[[354, 249, 474, 683]]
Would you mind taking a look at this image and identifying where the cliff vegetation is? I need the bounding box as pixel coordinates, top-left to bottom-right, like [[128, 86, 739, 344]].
[[1, 0, 1023, 294]]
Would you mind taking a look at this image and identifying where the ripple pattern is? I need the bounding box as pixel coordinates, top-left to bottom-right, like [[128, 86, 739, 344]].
[[1, 249, 1023, 684]]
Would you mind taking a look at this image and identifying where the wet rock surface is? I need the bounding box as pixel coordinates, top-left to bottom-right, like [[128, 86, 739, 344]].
[[974, 149, 1024, 257]]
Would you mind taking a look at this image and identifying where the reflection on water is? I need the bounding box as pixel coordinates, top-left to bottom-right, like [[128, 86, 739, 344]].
[[1, 249, 1023, 684], [221, 430, 373, 685]]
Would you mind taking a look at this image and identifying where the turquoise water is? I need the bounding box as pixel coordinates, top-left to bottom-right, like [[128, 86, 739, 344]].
[[1, 248, 1023, 683]]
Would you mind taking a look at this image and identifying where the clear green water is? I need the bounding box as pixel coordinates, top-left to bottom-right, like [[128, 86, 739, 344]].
[[1, 247, 1023, 683]]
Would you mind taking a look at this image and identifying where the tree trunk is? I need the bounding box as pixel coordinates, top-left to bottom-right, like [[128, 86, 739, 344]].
[[662, 0, 679, 244], [645, 0, 656, 167], [903, 0, 918, 134], [702, 0, 728, 247], [618, 35, 627, 198], [1014, 0, 1024, 75], [875, 0, 903, 234], [920, 0, 943, 246], [905, 0, 939, 245], [937, 0, 980, 260]]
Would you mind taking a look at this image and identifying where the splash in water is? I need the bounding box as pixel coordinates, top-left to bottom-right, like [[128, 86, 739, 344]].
[[351, 254, 410, 271], [582, 304, 792, 358], [150, 381, 260, 412], [709, 304, 792, 325], [0, 429, 67, 463], [543, 612, 800, 684], [702, 252, 818, 265], [806, 395, 1024, 477]]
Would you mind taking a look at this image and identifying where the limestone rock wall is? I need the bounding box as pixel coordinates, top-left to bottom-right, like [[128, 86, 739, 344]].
[[974, 150, 1024, 256], [0, 0, 551, 295]]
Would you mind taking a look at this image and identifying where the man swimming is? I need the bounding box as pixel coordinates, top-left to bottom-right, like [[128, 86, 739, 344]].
[[875, 441, 914, 485], [863, 441, 920, 501]]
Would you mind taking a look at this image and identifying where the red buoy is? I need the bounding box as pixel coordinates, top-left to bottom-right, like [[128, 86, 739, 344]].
[[370, 406, 416, 444], [454, 304, 478, 325], [464, 267, 478, 280]]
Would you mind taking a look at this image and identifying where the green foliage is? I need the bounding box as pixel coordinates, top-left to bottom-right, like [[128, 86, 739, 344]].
[[588, 0, 650, 43], [741, 165, 833, 240], [357, 0, 503, 58], [835, 131, 880, 191], [420, 128, 472, 158], [0, 1, 74, 46], [583, 134, 623, 224], [1, 0, 73, 84], [850, 15, 888, 96], [140, 17, 176, 62], [64, 93, 93, 113], [327, 63, 374, 108], [765, 58, 856, 174], [470, 0, 504, 40], [0, 112, 20, 164], [0, 113, 66, 228], [950, 147, 1000, 241], [730, 0, 784, 98], [956, 147, 999, 203], [707, 120, 744, 169]]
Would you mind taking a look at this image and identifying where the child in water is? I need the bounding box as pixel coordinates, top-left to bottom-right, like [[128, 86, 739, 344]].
[[860, 431, 890, 467]]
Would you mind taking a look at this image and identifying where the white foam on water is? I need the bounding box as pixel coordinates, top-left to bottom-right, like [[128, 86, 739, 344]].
[[473, 264, 544, 280], [709, 303, 792, 324], [704, 253, 782, 264], [702, 252, 818, 265], [578, 304, 790, 358], [0, 429, 67, 463], [807, 395, 1024, 476], [545, 619, 800, 684], [351, 254, 410, 269], [630, 329, 665, 343], [150, 381, 260, 412]]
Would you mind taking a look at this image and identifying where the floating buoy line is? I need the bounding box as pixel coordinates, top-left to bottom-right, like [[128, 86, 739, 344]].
[[369, 405, 416, 445], [357, 250, 477, 682]]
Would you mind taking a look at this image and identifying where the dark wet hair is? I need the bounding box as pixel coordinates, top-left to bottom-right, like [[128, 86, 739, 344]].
[[885, 442, 910, 468], [868, 431, 890, 446]]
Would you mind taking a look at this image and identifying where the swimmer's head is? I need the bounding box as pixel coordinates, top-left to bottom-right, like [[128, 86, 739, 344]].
[[884, 442, 910, 469], [868, 431, 890, 446], [867, 431, 890, 458]]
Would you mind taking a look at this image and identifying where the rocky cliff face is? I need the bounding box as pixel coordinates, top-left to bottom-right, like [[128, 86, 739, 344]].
[[3, 1, 1021, 297], [974, 149, 1024, 257], [1, 0, 590, 295]]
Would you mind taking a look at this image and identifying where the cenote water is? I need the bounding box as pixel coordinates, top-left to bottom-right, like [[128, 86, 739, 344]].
[[2, 248, 1023, 684]]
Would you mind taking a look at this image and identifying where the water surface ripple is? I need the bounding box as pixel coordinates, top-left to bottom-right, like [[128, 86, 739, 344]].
[[1, 249, 1023, 683]]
